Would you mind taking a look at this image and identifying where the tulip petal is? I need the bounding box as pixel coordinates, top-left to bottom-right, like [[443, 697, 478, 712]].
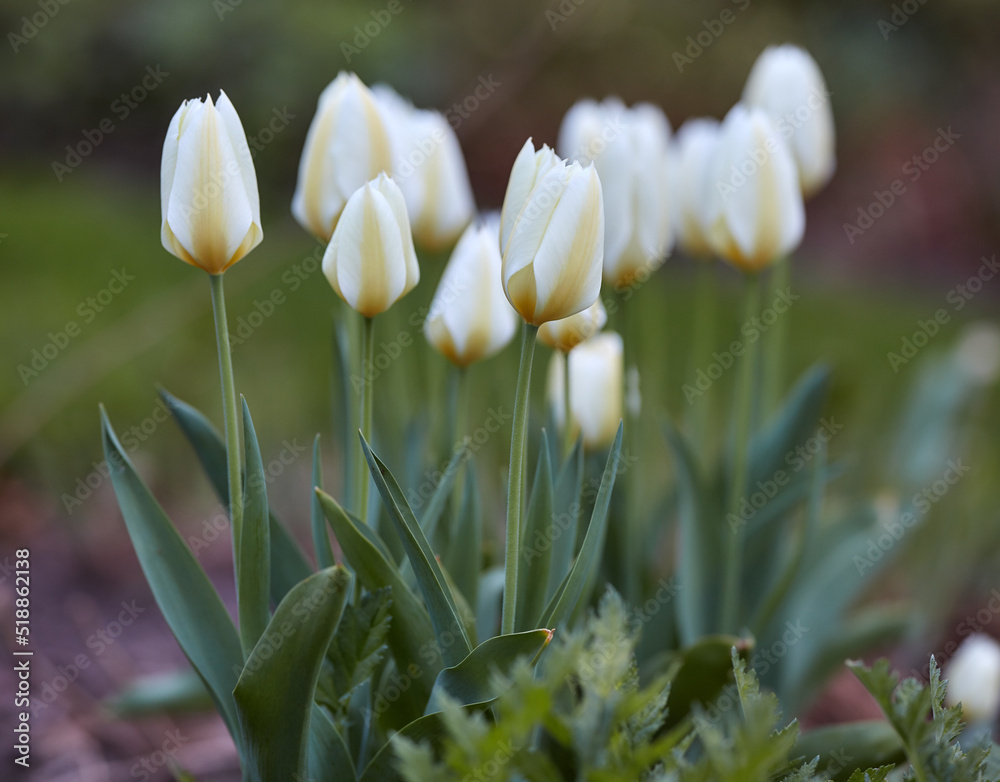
[[530, 166, 604, 324], [166, 96, 255, 274]]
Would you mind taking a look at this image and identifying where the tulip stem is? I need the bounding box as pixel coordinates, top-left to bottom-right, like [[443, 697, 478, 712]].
[[762, 255, 790, 418], [357, 315, 375, 524], [561, 352, 573, 459], [209, 273, 243, 579], [720, 272, 761, 633], [501, 323, 538, 635], [449, 365, 470, 535], [689, 260, 717, 449]]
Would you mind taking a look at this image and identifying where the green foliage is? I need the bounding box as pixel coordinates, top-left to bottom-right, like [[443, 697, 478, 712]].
[[848, 657, 997, 781]]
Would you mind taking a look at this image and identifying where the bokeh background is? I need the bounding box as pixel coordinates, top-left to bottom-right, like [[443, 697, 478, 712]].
[[3, 0, 1000, 779]]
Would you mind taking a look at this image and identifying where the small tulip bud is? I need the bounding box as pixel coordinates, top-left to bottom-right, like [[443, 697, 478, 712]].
[[160, 91, 262, 275], [425, 216, 518, 366], [292, 73, 393, 242], [322, 174, 419, 317], [569, 332, 624, 451], [499, 139, 604, 326], [743, 45, 836, 197], [538, 300, 607, 353]]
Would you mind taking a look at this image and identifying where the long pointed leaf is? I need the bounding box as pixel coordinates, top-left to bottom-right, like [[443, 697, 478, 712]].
[[316, 489, 438, 705], [663, 419, 716, 647], [424, 629, 553, 715], [517, 436, 554, 631], [234, 566, 350, 782], [239, 397, 271, 656], [159, 388, 311, 602], [100, 406, 244, 745], [309, 705, 356, 782], [541, 423, 623, 628], [546, 436, 583, 601], [445, 463, 481, 607], [311, 434, 336, 570], [360, 434, 473, 665]]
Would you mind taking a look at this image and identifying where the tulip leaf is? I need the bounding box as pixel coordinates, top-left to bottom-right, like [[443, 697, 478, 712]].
[[233, 566, 350, 782], [445, 462, 481, 607], [100, 406, 244, 747], [360, 434, 473, 666], [239, 397, 271, 656], [424, 629, 553, 715], [541, 422, 623, 629], [358, 712, 449, 782], [475, 566, 505, 640], [420, 445, 467, 543], [663, 418, 718, 647], [106, 669, 212, 717], [516, 434, 554, 631], [546, 436, 583, 602], [311, 434, 336, 570], [662, 634, 751, 731], [159, 388, 311, 602], [309, 705, 357, 782], [316, 488, 438, 707]]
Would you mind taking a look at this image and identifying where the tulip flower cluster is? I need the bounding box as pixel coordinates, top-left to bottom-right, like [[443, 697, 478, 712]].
[[100, 40, 987, 782]]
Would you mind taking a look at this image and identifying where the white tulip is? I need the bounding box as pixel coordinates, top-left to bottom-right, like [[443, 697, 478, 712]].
[[160, 91, 262, 275], [425, 216, 517, 366], [499, 139, 604, 326], [538, 299, 607, 353], [569, 332, 623, 451], [944, 634, 1000, 723], [673, 118, 721, 259], [292, 72, 393, 242], [374, 85, 475, 250], [322, 173, 419, 317], [743, 45, 836, 197], [558, 98, 673, 287], [546, 350, 571, 434], [706, 104, 805, 273]]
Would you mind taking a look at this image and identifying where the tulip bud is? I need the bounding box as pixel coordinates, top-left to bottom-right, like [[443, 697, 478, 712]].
[[568, 332, 624, 450], [499, 139, 604, 326], [374, 85, 475, 250], [944, 634, 1000, 723], [160, 91, 262, 275], [546, 350, 573, 436], [558, 98, 673, 287], [538, 299, 607, 353], [743, 45, 836, 197], [425, 216, 517, 366], [292, 72, 393, 242], [706, 104, 805, 273], [673, 118, 721, 259], [322, 173, 419, 317]]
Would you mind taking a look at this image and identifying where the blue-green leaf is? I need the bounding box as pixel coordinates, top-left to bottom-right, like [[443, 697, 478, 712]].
[[445, 462, 481, 607], [239, 397, 271, 656], [546, 436, 583, 602], [424, 629, 552, 715], [311, 434, 336, 570], [100, 406, 244, 746], [234, 566, 350, 782], [517, 435, 554, 631], [663, 419, 717, 647], [361, 434, 473, 666], [159, 388, 311, 602], [316, 488, 438, 707], [541, 423, 623, 628]]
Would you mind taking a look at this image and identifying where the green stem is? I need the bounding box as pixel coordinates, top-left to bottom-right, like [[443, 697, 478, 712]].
[[357, 315, 375, 524], [449, 365, 470, 536], [501, 323, 538, 635], [762, 255, 789, 417], [688, 260, 717, 450], [561, 351, 573, 459], [720, 272, 761, 633], [209, 273, 242, 579]]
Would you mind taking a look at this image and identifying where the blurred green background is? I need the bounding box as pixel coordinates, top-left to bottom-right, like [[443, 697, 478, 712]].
[[3, 0, 1000, 775]]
